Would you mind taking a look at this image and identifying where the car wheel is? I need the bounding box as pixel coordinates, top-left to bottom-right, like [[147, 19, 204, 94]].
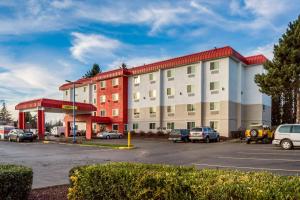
[[106, 135, 110, 139], [281, 139, 293, 150], [205, 137, 210, 143], [30, 139, 33, 142]]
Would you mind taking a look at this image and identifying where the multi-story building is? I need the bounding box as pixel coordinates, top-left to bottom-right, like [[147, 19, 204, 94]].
[[59, 46, 271, 137]]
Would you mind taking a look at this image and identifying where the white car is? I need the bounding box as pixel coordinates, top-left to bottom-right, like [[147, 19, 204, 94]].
[[272, 124, 300, 150]]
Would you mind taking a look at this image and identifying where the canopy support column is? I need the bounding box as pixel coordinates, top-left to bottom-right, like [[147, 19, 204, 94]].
[[18, 112, 25, 129], [37, 109, 45, 140]]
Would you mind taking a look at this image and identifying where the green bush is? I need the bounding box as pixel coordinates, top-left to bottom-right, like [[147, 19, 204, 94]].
[[69, 162, 300, 200], [0, 164, 33, 200]]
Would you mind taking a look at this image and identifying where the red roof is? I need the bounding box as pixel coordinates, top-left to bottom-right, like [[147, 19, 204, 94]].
[[15, 98, 97, 111], [59, 46, 267, 90]]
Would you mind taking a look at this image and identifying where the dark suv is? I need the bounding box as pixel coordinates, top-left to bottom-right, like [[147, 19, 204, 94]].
[[168, 129, 190, 142]]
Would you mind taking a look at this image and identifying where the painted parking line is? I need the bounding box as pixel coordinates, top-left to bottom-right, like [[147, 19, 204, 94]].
[[193, 163, 300, 173], [238, 152, 300, 156], [217, 156, 300, 162]]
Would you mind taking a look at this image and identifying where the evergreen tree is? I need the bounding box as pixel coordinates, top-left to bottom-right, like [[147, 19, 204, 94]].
[[0, 102, 12, 124], [120, 63, 127, 69], [25, 112, 37, 129], [83, 63, 101, 78], [255, 15, 300, 123]]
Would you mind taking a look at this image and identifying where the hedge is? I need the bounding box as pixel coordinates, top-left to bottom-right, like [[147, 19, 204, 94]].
[[68, 162, 300, 200], [0, 164, 33, 200]]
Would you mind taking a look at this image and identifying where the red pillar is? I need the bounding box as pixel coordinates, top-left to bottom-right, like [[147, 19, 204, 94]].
[[37, 109, 45, 140], [18, 112, 25, 129], [65, 122, 70, 138], [86, 117, 92, 140]]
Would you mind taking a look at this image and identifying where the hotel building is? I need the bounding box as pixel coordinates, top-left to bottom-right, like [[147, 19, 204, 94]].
[[58, 46, 271, 137]]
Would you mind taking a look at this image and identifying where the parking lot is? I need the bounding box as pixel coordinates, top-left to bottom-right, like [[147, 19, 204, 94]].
[[0, 138, 300, 188]]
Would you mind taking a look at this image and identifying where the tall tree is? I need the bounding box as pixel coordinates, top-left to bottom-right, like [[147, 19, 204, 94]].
[[25, 112, 37, 129], [83, 63, 101, 78], [255, 15, 300, 123], [0, 102, 12, 124]]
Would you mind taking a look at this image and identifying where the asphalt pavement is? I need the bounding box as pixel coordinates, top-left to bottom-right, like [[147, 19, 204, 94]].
[[0, 138, 299, 188]]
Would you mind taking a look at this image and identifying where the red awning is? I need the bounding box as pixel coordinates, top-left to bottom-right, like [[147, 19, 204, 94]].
[[15, 98, 97, 112]]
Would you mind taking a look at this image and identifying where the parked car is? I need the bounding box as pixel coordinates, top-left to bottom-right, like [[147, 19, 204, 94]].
[[168, 129, 190, 142], [245, 124, 273, 144], [189, 127, 220, 143], [8, 129, 34, 142], [97, 131, 123, 139], [272, 124, 300, 150]]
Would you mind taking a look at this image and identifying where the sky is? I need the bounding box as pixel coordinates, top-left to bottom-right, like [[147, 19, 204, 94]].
[[0, 0, 299, 121]]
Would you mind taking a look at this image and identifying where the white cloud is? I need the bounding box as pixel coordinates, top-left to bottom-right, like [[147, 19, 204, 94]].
[[248, 43, 274, 59], [70, 32, 122, 63], [0, 52, 74, 121]]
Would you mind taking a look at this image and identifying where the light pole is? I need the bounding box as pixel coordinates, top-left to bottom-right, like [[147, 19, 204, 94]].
[[65, 80, 81, 143]]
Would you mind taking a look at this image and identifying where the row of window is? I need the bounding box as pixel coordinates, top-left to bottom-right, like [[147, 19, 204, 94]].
[[64, 61, 220, 96], [131, 121, 218, 130], [99, 109, 119, 117]]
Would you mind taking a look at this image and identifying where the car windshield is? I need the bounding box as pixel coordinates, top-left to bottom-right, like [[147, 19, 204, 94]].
[[16, 130, 24, 134], [191, 128, 202, 132], [171, 130, 181, 134]]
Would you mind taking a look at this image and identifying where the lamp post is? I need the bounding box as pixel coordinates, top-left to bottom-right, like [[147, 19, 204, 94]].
[[65, 80, 81, 143]]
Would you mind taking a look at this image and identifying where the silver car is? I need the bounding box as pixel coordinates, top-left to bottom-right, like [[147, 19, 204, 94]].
[[97, 131, 123, 139], [189, 127, 220, 143], [273, 124, 300, 150]]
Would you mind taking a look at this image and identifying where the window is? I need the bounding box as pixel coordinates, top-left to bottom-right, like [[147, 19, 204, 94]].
[[210, 121, 219, 130], [167, 122, 175, 130], [187, 122, 195, 130], [133, 76, 140, 85], [187, 66, 196, 74], [100, 109, 106, 117], [210, 61, 219, 71], [167, 88, 174, 96], [112, 78, 119, 86], [292, 126, 300, 133], [93, 98, 96, 104], [210, 102, 220, 111], [167, 105, 175, 113], [112, 93, 119, 101], [65, 90, 68, 96], [187, 104, 196, 112], [210, 82, 220, 91], [150, 107, 156, 114], [124, 124, 128, 131], [83, 100, 86, 103], [100, 95, 106, 103], [83, 87, 86, 92], [93, 124, 97, 129], [100, 81, 106, 88], [93, 85, 97, 91], [133, 123, 139, 130], [133, 108, 140, 114], [149, 123, 156, 130], [167, 69, 174, 78], [149, 73, 155, 81], [133, 92, 140, 101], [112, 124, 119, 131], [149, 90, 156, 98], [112, 109, 119, 116], [187, 85, 195, 94], [93, 112, 96, 116], [278, 125, 292, 133]]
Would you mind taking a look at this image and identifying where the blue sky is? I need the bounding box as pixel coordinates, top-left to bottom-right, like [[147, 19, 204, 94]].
[[0, 0, 299, 119]]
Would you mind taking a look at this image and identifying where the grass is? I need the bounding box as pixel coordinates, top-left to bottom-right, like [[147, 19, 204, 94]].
[[81, 141, 133, 149]]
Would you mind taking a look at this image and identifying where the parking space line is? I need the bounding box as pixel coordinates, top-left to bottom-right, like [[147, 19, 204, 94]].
[[238, 152, 300, 156], [217, 156, 300, 162], [193, 163, 300, 173]]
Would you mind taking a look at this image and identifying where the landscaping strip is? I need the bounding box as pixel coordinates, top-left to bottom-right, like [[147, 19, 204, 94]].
[[69, 162, 300, 200]]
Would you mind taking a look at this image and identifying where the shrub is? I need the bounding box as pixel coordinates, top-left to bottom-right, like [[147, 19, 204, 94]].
[[0, 164, 33, 200], [69, 162, 300, 200]]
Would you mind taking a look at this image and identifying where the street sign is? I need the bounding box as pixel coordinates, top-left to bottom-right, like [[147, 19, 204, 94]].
[[62, 105, 77, 110]]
